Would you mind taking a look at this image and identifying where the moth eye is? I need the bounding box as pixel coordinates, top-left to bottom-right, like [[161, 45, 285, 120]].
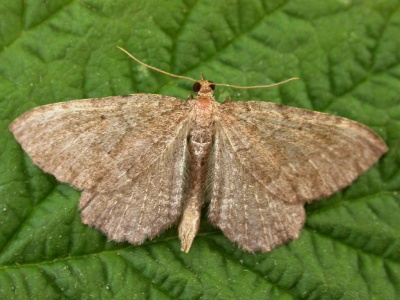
[[208, 81, 215, 90], [192, 82, 201, 92]]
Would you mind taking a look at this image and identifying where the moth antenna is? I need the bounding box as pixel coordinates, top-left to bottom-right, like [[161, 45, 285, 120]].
[[213, 77, 299, 89], [117, 46, 197, 83], [118, 46, 298, 88]]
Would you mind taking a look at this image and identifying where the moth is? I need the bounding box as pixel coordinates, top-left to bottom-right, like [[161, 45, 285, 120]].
[[9, 48, 388, 253]]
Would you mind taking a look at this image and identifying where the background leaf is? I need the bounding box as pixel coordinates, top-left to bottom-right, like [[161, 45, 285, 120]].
[[1, 0, 399, 298]]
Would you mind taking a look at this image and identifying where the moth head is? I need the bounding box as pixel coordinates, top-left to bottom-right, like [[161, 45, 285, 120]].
[[193, 75, 216, 95]]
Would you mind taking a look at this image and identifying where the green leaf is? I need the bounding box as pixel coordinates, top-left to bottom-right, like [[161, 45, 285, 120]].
[[1, 0, 399, 298]]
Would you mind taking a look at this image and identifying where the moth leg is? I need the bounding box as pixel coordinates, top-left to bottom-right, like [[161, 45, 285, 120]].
[[222, 97, 231, 104]]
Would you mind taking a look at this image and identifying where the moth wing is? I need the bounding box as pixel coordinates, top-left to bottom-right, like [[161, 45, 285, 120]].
[[79, 119, 191, 244], [10, 94, 193, 244], [215, 101, 387, 203], [209, 101, 387, 252], [209, 121, 305, 252], [10, 94, 192, 192]]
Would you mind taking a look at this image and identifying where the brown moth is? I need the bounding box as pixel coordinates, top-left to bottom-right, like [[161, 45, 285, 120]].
[[9, 48, 388, 253]]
